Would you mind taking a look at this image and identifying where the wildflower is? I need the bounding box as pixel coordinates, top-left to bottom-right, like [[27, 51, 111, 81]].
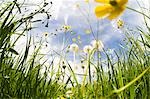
[[85, 29, 91, 34], [83, 45, 93, 54], [70, 43, 79, 53], [95, 0, 128, 20], [91, 40, 104, 51], [63, 25, 71, 31], [117, 19, 124, 28]]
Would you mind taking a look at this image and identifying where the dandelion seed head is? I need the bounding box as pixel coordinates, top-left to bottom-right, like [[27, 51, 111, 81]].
[[83, 45, 93, 54], [91, 40, 104, 51], [70, 43, 79, 53]]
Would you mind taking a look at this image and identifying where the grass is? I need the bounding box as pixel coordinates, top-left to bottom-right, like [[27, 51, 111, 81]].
[[0, 0, 150, 99]]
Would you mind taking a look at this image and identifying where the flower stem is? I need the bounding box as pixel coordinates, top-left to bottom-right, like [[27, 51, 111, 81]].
[[127, 6, 150, 20]]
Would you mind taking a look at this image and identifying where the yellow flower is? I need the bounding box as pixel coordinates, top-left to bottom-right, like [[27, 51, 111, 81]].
[[95, 0, 128, 20], [117, 19, 124, 28], [63, 25, 71, 31]]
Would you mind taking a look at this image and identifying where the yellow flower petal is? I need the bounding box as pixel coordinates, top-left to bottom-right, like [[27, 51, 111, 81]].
[[95, 0, 128, 20], [95, 4, 113, 18], [95, 0, 109, 3], [117, 0, 128, 6], [108, 7, 125, 20]]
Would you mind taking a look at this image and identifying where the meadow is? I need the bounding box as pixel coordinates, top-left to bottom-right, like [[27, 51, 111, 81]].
[[0, 0, 150, 99]]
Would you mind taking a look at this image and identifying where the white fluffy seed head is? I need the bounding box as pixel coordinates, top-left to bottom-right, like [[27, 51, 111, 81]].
[[91, 40, 104, 51], [69, 43, 79, 53], [83, 45, 93, 54]]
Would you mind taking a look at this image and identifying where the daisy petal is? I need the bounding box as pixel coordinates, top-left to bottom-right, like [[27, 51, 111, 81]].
[[95, 4, 113, 18]]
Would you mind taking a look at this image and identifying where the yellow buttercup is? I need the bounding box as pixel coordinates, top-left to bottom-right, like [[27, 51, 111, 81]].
[[117, 19, 124, 28], [95, 0, 128, 20]]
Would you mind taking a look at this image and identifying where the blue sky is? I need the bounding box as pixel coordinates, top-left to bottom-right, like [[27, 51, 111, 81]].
[[32, 0, 146, 51], [11, 0, 149, 51], [10, 0, 149, 77], [12, 0, 149, 61]]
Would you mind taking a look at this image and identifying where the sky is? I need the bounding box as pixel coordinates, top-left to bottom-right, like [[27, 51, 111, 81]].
[[4, 0, 149, 81], [31, 0, 149, 49], [11, 0, 149, 51], [27, 0, 149, 57]]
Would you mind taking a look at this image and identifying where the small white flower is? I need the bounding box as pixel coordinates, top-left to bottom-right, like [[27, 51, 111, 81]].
[[91, 40, 104, 51], [83, 45, 93, 54], [70, 43, 79, 53]]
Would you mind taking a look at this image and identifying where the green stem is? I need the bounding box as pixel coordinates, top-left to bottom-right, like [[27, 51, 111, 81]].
[[88, 54, 91, 83], [127, 6, 150, 20]]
